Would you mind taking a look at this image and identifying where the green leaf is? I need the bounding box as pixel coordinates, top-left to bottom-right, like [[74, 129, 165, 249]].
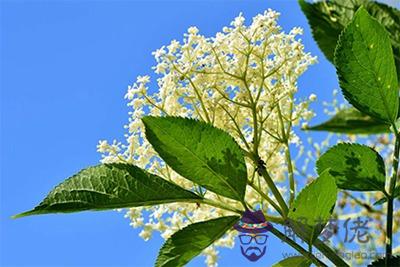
[[272, 256, 311, 267], [299, 0, 349, 62], [334, 7, 399, 123], [13, 163, 202, 218], [288, 170, 337, 245], [142, 116, 247, 202], [155, 216, 239, 267], [305, 107, 390, 134], [299, 0, 400, 82], [373, 197, 387, 206], [317, 143, 386, 192], [367, 255, 400, 266], [373, 186, 400, 206]]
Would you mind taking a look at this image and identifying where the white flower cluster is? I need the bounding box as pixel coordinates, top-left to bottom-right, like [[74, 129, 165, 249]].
[[98, 9, 317, 266]]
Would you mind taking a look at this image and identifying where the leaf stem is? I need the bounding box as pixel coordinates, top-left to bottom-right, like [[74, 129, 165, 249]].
[[386, 131, 400, 265], [277, 103, 295, 206], [343, 191, 383, 214], [248, 181, 284, 216], [312, 239, 349, 267]]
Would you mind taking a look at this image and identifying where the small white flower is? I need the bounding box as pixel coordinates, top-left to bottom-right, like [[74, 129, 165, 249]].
[[290, 27, 303, 36], [232, 13, 245, 27], [136, 75, 150, 84], [154, 62, 168, 74], [139, 225, 152, 241], [130, 218, 144, 228], [309, 93, 317, 101], [125, 85, 136, 100], [152, 46, 166, 61], [187, 26, 199, 35], [97, 140, 109, 153]]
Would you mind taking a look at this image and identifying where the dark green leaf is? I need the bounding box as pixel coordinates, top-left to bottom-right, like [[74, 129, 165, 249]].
[[288, 170, 337, 245], [373, 186, 400, 206], [373, 197, 387, 206], [299, 0, 350, 62], [13, 163, 201, 218], [142, 116, 247, 202], [305, 107, 390, 134], [317, 143, 386, 191], [367, 255, 400, 266], [299, 0, 400, 82], [155, 216, 239, 267], [334, 7, 399, 123], [272, 256, 311, 267]]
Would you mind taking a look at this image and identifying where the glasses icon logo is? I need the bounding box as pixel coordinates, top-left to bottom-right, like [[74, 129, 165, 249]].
[[239, 234, 268, 245]]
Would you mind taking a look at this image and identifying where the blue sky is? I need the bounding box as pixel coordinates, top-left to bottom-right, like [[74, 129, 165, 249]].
[[1, 1, 397, 266]]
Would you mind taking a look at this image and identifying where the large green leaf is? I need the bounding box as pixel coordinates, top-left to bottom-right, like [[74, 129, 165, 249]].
[[287, 170, 337, 245], [334, 7, 399, 123], [299, 0, 400, 82], [317, 143, 386, 191], [142, 116, 247, 202], [272, 256, 311, 267], [305, 107, 390, 134], [13, 163, 201, 218], [155, 216, 239, 267]]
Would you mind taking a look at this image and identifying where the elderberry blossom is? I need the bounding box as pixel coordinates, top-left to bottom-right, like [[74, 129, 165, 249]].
[[100, 9, 317, 266]]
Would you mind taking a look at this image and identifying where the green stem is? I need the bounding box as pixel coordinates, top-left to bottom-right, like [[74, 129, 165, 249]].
[[285, 143, 295, 206], [263, 214, 285, 225], [277, 103, 295, 206], [386, 131, 400, 265], [187, 78, 211, 123], [142, 94, 168, 115], [219, 104, 252, 151], [201, 199, 243, 215], [269, 227, 327, 267], [258, 165, 289, 215], [386, 198, 394, 265]]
